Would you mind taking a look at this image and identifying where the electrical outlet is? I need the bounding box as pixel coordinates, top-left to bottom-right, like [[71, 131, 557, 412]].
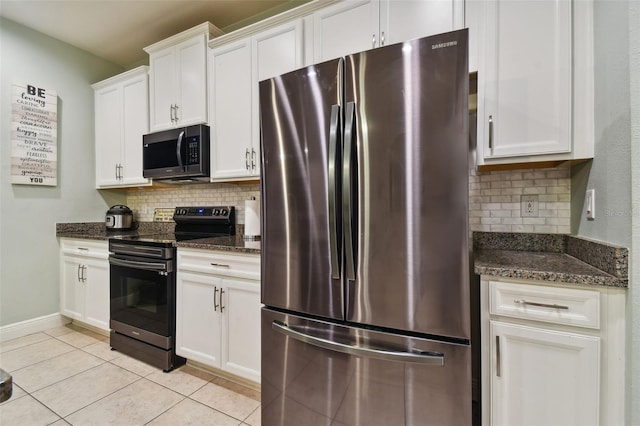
[[521, 195, 539, 217], [586, 189, 595, 220]]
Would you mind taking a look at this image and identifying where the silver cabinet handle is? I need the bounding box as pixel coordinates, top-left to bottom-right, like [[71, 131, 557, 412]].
[[488, 115, 494, 150], [78, 247, 89, 251], [245, 149, 250, 170], [115, 164, 119, 180], [210, 263, 230, 268], [213, 286, 219, 312], [219, 288, 225, 313], [514, 299, 569, 310], [328, 104, 342, 280], [251, 148, 256, 170], [273, 320, 445, 365], [496, 335, 501, 377], [170, 104, 175, 123], [372, 33, 376, 48], [77, 265, 86, 283], [381, 31, 385, 46], [174, 104, 179, 122]]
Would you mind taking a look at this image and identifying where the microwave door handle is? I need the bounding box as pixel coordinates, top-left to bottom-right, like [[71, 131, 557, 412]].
[[176, 130, 185, 169]]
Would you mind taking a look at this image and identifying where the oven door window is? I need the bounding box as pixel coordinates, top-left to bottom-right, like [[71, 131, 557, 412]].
[[110, 262, 171, 337]]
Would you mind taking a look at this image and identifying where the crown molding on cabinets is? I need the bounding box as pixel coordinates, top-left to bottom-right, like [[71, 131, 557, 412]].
[[145, 22, 225, 54], [208, 0, 340, 48]]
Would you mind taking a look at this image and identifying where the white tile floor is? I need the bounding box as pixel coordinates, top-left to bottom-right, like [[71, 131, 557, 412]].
[[0, 324, 261, 426]]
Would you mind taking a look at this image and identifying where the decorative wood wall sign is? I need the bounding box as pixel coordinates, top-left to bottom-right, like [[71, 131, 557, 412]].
[[11, 83, 58, 186]]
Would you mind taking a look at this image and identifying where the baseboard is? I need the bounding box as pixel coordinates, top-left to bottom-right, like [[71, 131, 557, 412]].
[[0, 313, 71, 343], [185, 359, 260, 392]]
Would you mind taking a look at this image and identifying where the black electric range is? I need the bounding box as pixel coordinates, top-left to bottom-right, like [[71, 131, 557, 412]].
[[107, 206, 235, 372]]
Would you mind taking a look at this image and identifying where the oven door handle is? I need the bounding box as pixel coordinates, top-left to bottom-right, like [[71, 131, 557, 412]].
[[109, 256, 168, 273]]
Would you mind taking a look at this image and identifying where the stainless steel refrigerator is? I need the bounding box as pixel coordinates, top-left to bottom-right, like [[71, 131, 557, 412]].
[[259, 29, 470, 426]]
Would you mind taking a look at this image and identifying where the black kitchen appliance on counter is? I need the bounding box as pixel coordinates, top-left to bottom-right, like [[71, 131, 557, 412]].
[[108, 206, 235, 372]]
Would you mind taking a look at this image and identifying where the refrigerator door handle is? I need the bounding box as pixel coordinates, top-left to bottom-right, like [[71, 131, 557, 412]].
[[343, 101, 356, 281], [328, 104, 342, 279], [272, 320, 445, 366]]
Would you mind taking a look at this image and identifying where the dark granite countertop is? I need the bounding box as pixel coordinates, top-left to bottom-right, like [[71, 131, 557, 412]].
[[474, 232, 628, 288], [56, 222, 260, 255], [176, 235, 260, 255]]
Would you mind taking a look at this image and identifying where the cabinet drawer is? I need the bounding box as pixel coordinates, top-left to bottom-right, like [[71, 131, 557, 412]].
[[60, 238, 108, 259], [489, 281, 600, 330], [178, 249, 260, 280]]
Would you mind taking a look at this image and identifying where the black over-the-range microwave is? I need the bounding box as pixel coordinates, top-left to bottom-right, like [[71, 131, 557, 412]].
[[143, 124, 210, 182]]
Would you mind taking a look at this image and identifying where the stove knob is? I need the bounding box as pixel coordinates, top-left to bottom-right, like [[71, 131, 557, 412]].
[[214, 209, 220, 216], [221, 209, 228, 216]]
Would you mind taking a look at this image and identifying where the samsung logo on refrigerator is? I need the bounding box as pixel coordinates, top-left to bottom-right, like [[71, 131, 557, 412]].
[[432, 41, 457, 49]]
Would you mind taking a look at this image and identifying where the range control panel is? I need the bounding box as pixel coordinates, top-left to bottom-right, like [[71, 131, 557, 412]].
[[174, 206, 233, 220]]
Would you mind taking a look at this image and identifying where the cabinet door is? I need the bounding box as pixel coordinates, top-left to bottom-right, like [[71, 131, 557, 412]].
[[176, 272, 223, 367], [221, 278, 261, 383], [251, 20, 305, 178], [176, 34, 208, 127], [313, 0, 379, 62], [149, 48, 177, 131], [94, 85, 122, 187], [382, 0, 464, 45], [83, 257, 110, 331], [120, 74, 150, 186], [480, 0, 571, 159], [60, 256, 84, 321], [209, 39, 253, 180], [490, 321, 599, 426]]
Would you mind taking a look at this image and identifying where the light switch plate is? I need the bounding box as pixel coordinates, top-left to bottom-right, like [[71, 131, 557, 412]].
[[586, 189, 595, 220]]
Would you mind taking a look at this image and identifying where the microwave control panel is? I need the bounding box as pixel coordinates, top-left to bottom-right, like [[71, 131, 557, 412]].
[[187, 136, 200, 164]]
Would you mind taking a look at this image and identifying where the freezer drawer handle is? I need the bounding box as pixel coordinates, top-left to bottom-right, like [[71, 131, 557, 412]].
[[513, 299, 569, 310], [272, 320, 444, 366]]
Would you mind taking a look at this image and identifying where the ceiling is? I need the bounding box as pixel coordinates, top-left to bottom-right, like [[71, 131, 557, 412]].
[[0, 0, 309, 68]]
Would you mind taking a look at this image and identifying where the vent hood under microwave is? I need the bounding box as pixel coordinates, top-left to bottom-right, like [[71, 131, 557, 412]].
[[143, 124, 210, 183]]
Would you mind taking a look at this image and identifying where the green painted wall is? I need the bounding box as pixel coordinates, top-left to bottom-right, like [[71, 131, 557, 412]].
[[0, 18, 125, 326]]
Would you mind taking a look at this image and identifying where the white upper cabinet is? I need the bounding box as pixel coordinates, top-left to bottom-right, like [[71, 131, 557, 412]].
[[473, 0, 595, 169], [312, 0, 463, 62], [313, 0, 378, 62], [209, 19, 304, 181], [93, 66, 150, 188], [381, 0, 464, 45], [209, 38, 254, 180], [145, 22, 223, 132]]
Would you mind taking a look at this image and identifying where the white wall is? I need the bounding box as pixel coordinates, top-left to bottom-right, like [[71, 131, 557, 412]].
[[627, 1, 639, 422], [0, 18, 125, 327]]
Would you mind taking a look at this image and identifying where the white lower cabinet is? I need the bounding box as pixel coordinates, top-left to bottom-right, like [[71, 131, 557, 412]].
[[60, 239, 110, 331], [481, 278, 626, 426], [176, 249, 261, 383], [490, 321, 599, 425]]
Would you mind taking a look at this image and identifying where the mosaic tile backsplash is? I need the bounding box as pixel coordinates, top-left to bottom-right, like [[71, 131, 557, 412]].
[[126, 167, 571, 234], [469, 167, 571, 234], [126, 183, 260, 224]]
